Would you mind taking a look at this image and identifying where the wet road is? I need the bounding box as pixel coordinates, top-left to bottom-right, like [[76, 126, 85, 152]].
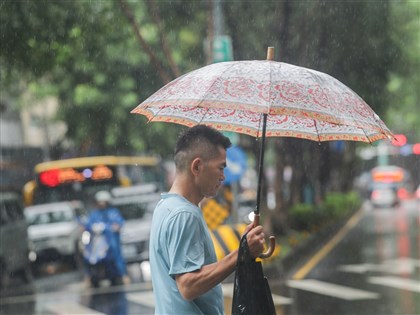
[[1, 199, 418, 315], [279, 199, 420, 315]]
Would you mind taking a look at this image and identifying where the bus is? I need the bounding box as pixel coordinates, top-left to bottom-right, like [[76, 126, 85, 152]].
[[23, 156, 165, 207]]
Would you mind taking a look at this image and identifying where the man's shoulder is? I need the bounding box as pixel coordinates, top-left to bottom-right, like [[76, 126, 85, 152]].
[[155, 195, 200, 221], [158, 194, 196, 210]]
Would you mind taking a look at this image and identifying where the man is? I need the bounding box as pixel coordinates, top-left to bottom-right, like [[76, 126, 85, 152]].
[[85, 190, 127, 286], [150, 125, 266, 314]]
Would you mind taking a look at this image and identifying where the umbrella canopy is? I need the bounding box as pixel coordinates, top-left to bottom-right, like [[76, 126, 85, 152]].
[[131, 47, 393, 258], [132, 53, 393, 143]]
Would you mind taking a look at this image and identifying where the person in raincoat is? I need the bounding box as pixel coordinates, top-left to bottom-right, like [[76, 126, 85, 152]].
[[149, 125, 266, 314], [85, 190, 127, 286]]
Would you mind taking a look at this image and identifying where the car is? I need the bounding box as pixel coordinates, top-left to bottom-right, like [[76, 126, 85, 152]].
[[237, 197, 256, 224], [24, 201, 87, 268], [0, 191, 33, 288], [370, 183, 399, 208], [111, 185, 161, 264]]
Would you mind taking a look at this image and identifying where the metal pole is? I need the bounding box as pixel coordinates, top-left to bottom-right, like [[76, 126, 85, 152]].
[[255, 47, 273, 215], [255, 113, 268, 215]]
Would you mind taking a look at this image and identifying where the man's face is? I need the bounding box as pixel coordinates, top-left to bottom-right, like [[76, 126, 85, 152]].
[[198, 146, 227, 198]]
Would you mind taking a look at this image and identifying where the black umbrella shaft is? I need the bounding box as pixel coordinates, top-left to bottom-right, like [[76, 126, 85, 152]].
[[255, 113, 268, 215]]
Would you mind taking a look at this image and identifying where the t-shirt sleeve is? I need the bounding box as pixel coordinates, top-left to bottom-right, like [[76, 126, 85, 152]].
[[166, 211, 205, 277]]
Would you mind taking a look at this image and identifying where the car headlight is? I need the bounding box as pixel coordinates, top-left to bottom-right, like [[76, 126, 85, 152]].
[[248, 211, 255, 223], [28, 251, 37, 262]]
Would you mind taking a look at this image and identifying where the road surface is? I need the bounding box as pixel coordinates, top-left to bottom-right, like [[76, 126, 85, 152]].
[[1, 199, 418, 315]]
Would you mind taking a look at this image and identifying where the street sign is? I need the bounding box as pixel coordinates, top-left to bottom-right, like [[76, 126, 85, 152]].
[[224, 145, 247, 185], [213, 35, 233, 63]]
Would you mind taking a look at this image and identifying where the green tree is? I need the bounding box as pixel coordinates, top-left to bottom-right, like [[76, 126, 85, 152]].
[[1, 0, 417, 234], [1, 0, 206, 157], [386, 1, 420, 140]]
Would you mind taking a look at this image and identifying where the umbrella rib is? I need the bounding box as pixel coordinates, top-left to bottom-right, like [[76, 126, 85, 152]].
[[346, 107, 375, 144], [146, 106, 166, 123], [360, 126, 373, 145], [197, 107, 211, 125], [195, 62, 238, 110], [372, 114, 394, 142]]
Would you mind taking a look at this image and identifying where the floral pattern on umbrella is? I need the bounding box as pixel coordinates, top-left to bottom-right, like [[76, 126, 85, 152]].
[[132, 60, 393, 142], [133, 104, 388, 143]]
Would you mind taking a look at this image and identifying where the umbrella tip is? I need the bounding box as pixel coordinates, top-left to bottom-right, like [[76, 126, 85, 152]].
[[267, 47, 274, 61]]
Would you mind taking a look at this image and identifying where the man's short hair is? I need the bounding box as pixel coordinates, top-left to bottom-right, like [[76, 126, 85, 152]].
[[174, 125, 232, 171]]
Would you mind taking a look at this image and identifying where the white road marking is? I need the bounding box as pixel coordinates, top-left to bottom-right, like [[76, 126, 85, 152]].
[[338, 258, 420, 275], [338, 263, 375, 274], [389, 258, 420, 268], [222, 283, 292, 305], [271, 294, 293, 305], [382, 259, 420, 275], [368, 276, 420, 293], [126, 291, 156, 308], [126, 284, 293, 308], [45, 302, 105, 315], [287, 279, 379, 300]]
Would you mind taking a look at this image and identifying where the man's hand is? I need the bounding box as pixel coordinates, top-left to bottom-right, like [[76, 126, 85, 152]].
[[244, 223, 265, 258]]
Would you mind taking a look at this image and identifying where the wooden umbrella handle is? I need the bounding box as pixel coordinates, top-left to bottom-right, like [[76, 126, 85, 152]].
[[253, 214, 276, 259]]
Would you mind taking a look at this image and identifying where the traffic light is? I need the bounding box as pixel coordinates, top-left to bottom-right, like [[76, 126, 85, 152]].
[[391, 134, 407, 146], [413, 143, 420, 155]]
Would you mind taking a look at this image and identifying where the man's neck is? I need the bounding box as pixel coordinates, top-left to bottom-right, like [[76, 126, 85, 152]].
[[169, 176, 202, 206]]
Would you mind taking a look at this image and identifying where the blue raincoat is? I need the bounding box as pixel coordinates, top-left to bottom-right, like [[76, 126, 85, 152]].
[[85, 206, 127, 277]]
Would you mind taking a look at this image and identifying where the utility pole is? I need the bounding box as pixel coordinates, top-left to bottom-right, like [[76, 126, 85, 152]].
[[211, 0, 233, 63], [214, 0, 223, 37]]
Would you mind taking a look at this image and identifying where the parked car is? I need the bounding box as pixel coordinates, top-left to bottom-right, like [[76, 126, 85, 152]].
[[111, 185, 161, 264], [24, 201, 87, 268], [0, 192, 33, 288]]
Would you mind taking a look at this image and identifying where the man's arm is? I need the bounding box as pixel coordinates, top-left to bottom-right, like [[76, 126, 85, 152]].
[[175, 225, 265, 301]]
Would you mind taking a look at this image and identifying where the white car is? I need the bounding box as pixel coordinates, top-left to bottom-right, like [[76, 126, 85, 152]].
[[111, 185, 161, 264], [24, 201, 87, 266]]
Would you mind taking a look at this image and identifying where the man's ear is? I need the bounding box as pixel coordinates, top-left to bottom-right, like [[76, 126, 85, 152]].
[[191, 157, 202, 176]]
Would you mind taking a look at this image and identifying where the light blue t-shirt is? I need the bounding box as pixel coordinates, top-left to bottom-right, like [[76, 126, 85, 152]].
[[149, 193, 224, 315]]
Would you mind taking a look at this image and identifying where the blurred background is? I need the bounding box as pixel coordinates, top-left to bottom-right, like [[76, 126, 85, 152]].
[[0, 1, 419, 314]]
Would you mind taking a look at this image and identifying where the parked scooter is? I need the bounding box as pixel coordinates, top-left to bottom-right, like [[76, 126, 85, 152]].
[[81, 222, 122, 287]]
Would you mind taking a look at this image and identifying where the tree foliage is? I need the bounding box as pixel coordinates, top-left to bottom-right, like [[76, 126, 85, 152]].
[[1, 0, 206, 157], [1, 1, 418, 232], [386, 1, 420, 140]]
